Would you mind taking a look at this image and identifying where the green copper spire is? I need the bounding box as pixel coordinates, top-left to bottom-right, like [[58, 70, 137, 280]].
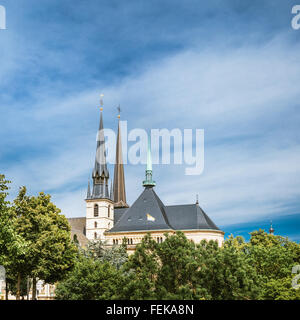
[[143, 135, 156, 187]]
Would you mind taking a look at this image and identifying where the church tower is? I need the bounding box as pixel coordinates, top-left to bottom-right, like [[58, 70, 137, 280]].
[[113, 108, 129, 208], [85, 95, 114, 241]]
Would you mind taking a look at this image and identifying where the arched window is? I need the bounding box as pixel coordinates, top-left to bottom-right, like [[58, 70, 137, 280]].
[[94, 232, 97, 240], [160, 237, 163, 243], [94, 204, 99, 217], [94, 221, 97, 228], [108, 205, 110, 218], [130, 239, 133, 245]]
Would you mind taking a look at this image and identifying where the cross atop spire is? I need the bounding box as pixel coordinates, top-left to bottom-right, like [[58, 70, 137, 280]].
[[143, 135, 156, 187]]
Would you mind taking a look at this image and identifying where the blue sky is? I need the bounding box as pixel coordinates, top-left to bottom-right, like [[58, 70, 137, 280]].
[[0, 0, 300, 242]]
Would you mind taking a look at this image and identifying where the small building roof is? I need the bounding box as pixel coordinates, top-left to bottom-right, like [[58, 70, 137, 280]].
[[109, 186, 173, 232], [108, 187, 221, 233]]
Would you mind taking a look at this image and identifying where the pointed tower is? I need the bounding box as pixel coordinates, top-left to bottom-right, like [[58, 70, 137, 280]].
[[143, 135, 156, 187], [85, 95, 114, 241], [92, 102, 110, 199], [108, 133, 173, 234], [113, 108, 129, 208]]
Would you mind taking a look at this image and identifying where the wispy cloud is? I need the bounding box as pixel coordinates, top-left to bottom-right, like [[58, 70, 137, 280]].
[[1, 1, 300, 236]]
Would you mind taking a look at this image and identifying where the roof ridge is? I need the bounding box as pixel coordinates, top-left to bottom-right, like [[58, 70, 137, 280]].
[[166, 203, 196, 208]]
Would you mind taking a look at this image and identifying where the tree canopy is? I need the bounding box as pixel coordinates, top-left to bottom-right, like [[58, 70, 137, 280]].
[[56, 230, 300, 300]]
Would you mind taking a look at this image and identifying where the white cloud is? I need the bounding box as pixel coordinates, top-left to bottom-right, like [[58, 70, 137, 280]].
[[3, 35, 300, 228]]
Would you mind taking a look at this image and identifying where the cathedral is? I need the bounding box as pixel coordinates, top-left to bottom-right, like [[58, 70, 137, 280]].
[[68, 102, 224, 253]]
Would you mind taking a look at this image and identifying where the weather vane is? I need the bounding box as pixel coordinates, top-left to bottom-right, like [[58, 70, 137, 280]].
[[100, 94, 104, 111], [117, 104, 121, 119]]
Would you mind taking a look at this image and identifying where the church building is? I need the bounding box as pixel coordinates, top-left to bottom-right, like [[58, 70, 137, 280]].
[[68, 100, 224, 253]]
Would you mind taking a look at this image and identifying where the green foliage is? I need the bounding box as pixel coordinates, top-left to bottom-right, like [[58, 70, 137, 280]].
[[120, 233, 159, 299], [55, 255, 122, 300], [11, 188, 78, 284], [38, 229, 300, 300], [119, 232, 261, 300], [197, 239, 261, 299], [83, 240, 128, 270], [2, 174, 300, 300], [246, 229, 300, 299], [56, 241, 128, 299], [0, 178, 77, 299], [0, 176, 29, 279]]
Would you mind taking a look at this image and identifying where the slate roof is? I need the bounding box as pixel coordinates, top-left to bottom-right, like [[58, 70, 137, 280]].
[[109, 187, 173, 232], [108, 186, 220, 233], [114, 207, 128, 224], [165, 204, 219, 230]]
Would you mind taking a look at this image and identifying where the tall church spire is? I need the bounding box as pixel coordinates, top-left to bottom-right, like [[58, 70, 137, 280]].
[[113, 108, 129, 208], [143, 135, 156, 187], [91, 94, 110, 199]]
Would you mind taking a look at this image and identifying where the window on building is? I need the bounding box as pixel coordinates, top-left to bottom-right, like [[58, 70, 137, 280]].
[[94, 221, 97, 228], [94, 232, 97, 239], [157, 237, 163, 243], [94, 204, 99, 217], [108, 205, 110, 218]]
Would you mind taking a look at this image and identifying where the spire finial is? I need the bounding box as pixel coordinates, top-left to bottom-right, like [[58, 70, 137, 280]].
[[100, 94, 104, 111], [196, 194, 199, 205], [143, 134, 156, 187], [117, 104, 121, 119]]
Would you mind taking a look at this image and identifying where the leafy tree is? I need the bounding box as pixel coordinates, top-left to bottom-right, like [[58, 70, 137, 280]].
[[120, 232, 261, 300], [55, 255, 122, 300], [246, 229, 300, 299], [11, 187, 77, 299], [155, 232, 200, 299], [55, 240, 128, 300], [263, 276, 300, 300], [196, 239, 261, 300], [0, 176, 29, 300], [83, 239, 128, 270], [120, 234, 159, 300]]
